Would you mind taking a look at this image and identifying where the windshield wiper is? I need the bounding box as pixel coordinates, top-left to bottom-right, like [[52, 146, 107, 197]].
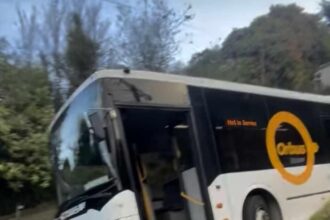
[[119, 79, 152, 102], [64, 192, 112, 209], [57, 192, 113, 220], [59, 181, 116, 215]]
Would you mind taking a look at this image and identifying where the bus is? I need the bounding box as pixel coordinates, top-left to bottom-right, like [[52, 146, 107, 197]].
[[49, 69, 330, 220]]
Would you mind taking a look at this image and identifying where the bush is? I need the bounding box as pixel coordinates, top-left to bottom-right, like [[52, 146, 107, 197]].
[[310, 200, 330, 220], [0, 179, 55, 215]]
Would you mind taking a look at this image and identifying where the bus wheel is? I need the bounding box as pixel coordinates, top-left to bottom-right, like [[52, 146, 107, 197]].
[[243, 195, 271, 220]]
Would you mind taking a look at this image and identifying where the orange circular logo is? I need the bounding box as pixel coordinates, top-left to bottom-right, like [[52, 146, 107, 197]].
[[266, 111, 319, 185]]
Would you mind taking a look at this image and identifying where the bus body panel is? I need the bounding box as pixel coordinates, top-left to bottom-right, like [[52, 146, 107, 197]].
[[61, 190, 140, 220], [49, 71, 330, 220], [208, 164, 330, 220], [199, 85, 330, 219], [208, 176, 233, 220]]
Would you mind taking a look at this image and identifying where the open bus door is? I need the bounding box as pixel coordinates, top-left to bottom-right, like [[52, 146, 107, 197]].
[[118, 107, 209, 220]]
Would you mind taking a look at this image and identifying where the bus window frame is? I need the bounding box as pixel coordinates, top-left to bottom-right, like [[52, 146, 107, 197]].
[[112, 104, 215, 220]]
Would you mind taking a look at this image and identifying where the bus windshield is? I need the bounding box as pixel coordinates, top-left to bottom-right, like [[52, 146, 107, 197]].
[[51, 118, 115, 202], [50, 82, 116, 203]]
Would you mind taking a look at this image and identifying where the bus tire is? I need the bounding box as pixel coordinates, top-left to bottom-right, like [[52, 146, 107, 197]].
[[243, 195, 271, 220]]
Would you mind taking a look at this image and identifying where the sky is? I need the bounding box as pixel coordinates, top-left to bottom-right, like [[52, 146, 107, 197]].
[[0, 0, 321, 63], [175, 0, 320, 62]]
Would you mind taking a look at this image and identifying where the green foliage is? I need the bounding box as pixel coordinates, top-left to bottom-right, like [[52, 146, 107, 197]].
[[321, 0, 330, 24], [310, 200, 330, 220], [0, 60, 53, 212], [187, 4, 330, 92], [65, 13, 99, 92]]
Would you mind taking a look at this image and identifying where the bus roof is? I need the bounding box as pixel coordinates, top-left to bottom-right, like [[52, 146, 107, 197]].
[[49, 69, 330, 130]]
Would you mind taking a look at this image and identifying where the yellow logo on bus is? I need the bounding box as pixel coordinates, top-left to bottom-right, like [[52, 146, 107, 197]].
[[266, 111, 319, 185]]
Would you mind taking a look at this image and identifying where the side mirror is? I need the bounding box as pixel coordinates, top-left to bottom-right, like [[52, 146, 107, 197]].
[[87, 112, 106, 141]]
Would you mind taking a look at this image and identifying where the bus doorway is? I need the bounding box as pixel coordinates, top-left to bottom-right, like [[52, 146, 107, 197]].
[[120, 108, 207, 220]]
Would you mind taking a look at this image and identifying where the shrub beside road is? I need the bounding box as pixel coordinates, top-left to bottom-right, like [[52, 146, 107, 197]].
[[310, 200, 330, 220]]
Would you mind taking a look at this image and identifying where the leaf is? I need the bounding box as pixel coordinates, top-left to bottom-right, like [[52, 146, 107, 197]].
[[187, 4, 330, 92], [0, 63, 53, 192]]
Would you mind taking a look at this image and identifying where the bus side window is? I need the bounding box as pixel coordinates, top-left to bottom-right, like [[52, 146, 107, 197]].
[[205, 89, 270, 172], [213, 126, 268, 172], [322, 118, 330, 138], [319, 116, 330, 163], [214, 127, 240, 171]]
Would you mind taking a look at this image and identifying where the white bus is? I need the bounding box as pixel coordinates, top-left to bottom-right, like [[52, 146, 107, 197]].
[[49, 69, 330, 220]]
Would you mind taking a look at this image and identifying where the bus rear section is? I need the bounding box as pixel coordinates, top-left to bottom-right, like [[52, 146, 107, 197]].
[[202, 86, 330, 220], [49, 70, 330, 220]]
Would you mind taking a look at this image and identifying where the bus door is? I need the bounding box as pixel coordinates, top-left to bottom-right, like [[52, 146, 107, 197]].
[[119, 107, 208, 220]]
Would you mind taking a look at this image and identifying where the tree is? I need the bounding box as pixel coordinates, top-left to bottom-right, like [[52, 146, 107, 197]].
[[15, 0, 112, 109], [0, 38, 10, 63], [65, 13, 99, 92], [15, 7, 40, 67], [168, 60, 186, 74], [321, 0, 330, 24], [187, 4, 330, 92], [0, 60, 53, 214], [116, 0, 193, 71], [68, 0, 112, 68]]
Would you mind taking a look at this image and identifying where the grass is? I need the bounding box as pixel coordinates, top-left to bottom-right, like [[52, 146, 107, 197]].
[[310, 200, 330, 220], [0, 202, 56, 220]]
